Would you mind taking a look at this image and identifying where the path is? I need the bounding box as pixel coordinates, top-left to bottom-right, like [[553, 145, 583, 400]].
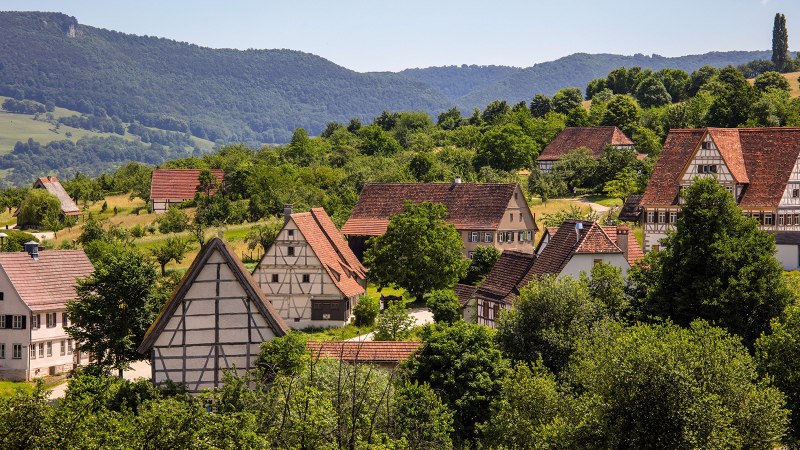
[[347, 307, 433, 342], [48, 360, 152, 399], [572, 198, 612, 214], [29, 231, 55, 241]]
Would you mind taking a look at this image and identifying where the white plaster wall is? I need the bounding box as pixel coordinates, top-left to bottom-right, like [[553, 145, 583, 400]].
[[776, 244, 800, 271], [560, 253, 630, 279], [0, 270, 30, 379]]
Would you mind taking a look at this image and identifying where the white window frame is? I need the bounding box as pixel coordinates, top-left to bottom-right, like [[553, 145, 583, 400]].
[[288, 229, 295, 238], [498, 232, 505, 243], [765, 213, 774, 226], [483, 232, 492, 243], [60, 340, 66, 356], [647, 211, 654, 223], [669, 211, 677, 224], [46, 313, 56, 328], [68, 339, 74, 355], [287, 246, 295, 256], [46, 342, 52, 357], [12, 315, 23, 329], [470, 232, 479, 242], [62, 313, 69, 328], [32, 314, 39, 329], [0, 315, 6, 328], [38, 343, 44, 358], [13, 344, 22, 360], [659, 211, 666, 223], [30, 344, 36, 359]]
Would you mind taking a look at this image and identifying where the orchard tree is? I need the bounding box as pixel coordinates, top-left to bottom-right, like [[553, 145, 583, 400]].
[[156, 206, 188, 233], [150, 236, 192, 275], [639, 177, 792, 346], [365, 201, 466, 302], [424, 289, 462, 324], [551, 147, 598, 192], [373, 300, 415, 341], [16, 189, 62, 228], [66, 245, 159, 377]]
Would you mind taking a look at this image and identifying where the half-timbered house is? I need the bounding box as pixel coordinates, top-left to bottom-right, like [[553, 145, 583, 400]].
[[253, 207, 366, 329], [640, 127, 800, 269], [138, 238, 289, 393], [536, 126, 637, 173], [341, 181, 537, 260]]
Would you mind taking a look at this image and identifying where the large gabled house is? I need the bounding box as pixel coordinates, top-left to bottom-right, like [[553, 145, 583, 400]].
[[138, 238, 290, 393], [341, 181, 538, 260], [639, 127, 800, 269], [536, 126, 637, 173], [150, 169, 224, 213], [462, 219, 643, 328], [252, 207, 367, 329], [0, 246, 94, 380]]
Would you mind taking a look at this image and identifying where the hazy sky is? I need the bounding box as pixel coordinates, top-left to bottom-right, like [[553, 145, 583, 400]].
[[3, 0, 800, 72]]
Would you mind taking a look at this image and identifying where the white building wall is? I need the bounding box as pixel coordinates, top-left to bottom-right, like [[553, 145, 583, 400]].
[[560, 253, 631, 279], [0, 271, 30, 381], [776, 244, 800, 271]]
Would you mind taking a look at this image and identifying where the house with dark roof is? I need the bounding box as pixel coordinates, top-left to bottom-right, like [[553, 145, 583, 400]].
[[0, 247, 94, 380], [138, 238, 290, 393], [341, 181, 538, 260], [536, 126, 637, 173], [150, 169, 224, 213], [617, 194, 643, 222], [306, 341, 420, 370], [640, 127, 800, 269], [253, 207, 367, 329], [464, 250, 537, 328], [32, 176, 81, 217]]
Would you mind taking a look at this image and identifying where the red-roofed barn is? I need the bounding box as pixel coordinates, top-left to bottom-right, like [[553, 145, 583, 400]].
[[150, 169, 224, 213], [32, 176, 81, 217], [536, 126, 636, 173]]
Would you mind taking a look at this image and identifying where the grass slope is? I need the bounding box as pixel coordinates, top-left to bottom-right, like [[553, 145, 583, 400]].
[[746, 72, 800, 98]]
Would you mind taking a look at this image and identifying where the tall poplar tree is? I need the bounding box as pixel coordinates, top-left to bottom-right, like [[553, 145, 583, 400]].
[[772, 13, 789, 72]]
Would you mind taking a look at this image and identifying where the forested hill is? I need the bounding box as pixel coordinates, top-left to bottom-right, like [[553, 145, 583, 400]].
[[406, 51, 775, 109], [0, 12, 452, 144]]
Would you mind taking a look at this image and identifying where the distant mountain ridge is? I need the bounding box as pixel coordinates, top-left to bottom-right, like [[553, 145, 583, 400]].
[[0, 11, 776, 145]]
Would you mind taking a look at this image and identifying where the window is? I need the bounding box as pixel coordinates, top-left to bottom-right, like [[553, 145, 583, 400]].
[[271, 274, 279, 283], [527, 230, 533, 241], [509, 213, 513, 222], [498, 232, 505, 243], [793, 189, 800, 198], [468, 251, 475, 259], [470, 232, 479, 242], [12, 315, 24, 329], [311, 300, 345, 321], [60, 340, 65, 356], [30, 345, 36, 359], [62, 313, 68, 328], [302, 274, 310, 283], [780, 214, 786, 226], [701, 141, 712, 149], [0, 316, 5, 328], [669, 212, 677, 224], [483, 232, 492, 243], [46, 342, 52, 357], [0, 343, 4, 359], [46, 313, 56, 328], [32, 314, 40, 329], [288, 229, 295, 238], [68, 340, 73, 355], [519, 213, 523, 221], [0, 291, 3, 300], [765, 213, 774, 226], [38, 343, 44, 358], [507, 231, 514, 242], [652, 245, 660, 252], [519, 231, 525, 242], [13, 344, 22, 360], [287, 246, 295, 256], [659, 211, 666, 224], [647, 211, 654, 223]]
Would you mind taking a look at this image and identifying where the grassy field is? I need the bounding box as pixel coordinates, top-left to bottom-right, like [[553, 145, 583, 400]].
[[747, 72, 800, 98]]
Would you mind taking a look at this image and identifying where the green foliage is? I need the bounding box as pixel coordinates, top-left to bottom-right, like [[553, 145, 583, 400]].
[[365, 201, 467, 302], [244, 220, 281, 254], [567, 321, 789, 449], [635, 177, 792, 346], [754, 71, 791, 93], [551, 87, 584, 114], [634, 76, 672, 108], [600, 94, 641, 135], [475, 123, 537, 172], [257, 332, 310, 382], [529, 94, 553, 117], [706, 66, 758, 127], [551, 147, 598, 191], [403, 321, 510, 443], [587, 261, 629, 320], [66, 244, 159, 376], [390, 381, 454, 450], [462, 245, 501, 285], [352, 295, 380, 327], [497, 274, 606, 372], [425, 289, 462, 324], [374, 300, 415, 341], [156, 206, 188, 234], [773, 13, 790, 72], [16, 189, 62, 228], [481, 100, 511, 125], [149, 236, 192, 275], [0, 229, 37, 252], [541, 204, 598, 228]]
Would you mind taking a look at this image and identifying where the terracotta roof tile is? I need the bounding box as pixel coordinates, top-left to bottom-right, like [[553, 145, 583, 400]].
[[150, 169, 224, 201], [474, 250, 537, 305], [342, 182, 521, 236], [602, 225, 645, 266], [306, 341, 421, 363], [34, 176, 80, 215], [0, 250, 94, 309], [537, 126, 634, 161], [642, 128, 800, 209], [454, 283, 477, 307], [293, 208, 366, 298]]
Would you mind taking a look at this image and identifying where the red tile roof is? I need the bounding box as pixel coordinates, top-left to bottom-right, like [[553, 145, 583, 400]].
[[454, 283, 477, 307], [33, 176, 80, 215], [307, 341, 421, 363], [342, 182, 522, 236], [602, 225, 644, 266], [0, 250, 93, 310], [474, 250, 537, 305], [293, 208, 366, 298], [537, 126, 634, 161], [150, 169, 224, 201], [642, 128, 800, 209]]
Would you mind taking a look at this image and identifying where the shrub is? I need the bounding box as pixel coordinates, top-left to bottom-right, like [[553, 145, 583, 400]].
[[374, 301, 415, 341], [130, 224, 145, 238], [425, 289, 462, 324], [353, 295, 379, 327], [157, 206, 188, 234]]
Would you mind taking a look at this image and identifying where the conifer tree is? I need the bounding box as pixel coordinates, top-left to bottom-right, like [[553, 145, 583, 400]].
[[772, 13, 789, 72]]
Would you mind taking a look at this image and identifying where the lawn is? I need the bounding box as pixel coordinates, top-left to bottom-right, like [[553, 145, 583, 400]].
[[529, 197, 594, 240], [298, 323, 376, 342], [0, 378, 64, 398]]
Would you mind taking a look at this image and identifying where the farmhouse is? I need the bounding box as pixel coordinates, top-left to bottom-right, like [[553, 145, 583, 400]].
[[253, 207, 366, 329], [463, 220, 643, 328], [32, 176, 81, 218], [536, 126, 636, 173], [306, 341, 421, 371], [341, 181, 537, 260], [150, 168, 224, 213], [640, 127, 800, 270], [138, 238, 289, 393], [0, 245, 93, 381]]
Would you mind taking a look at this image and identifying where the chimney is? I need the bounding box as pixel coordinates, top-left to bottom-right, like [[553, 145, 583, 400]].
[[616, 225, 630, 261], [574, 222, 583, 244], [24, 241, 40, 260], [283, 204, 293, 226], [454, 177, 462, 184]]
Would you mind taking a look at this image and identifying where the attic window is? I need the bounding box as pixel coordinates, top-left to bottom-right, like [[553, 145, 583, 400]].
[[697, 165, 718, 174], [271, 274, 279, 283], [287, 247, 295, 256], [701, 141, 712, 150], [288, 229, 295, 238], [793, 189, 799, 198], [302, 274, 310, 283]]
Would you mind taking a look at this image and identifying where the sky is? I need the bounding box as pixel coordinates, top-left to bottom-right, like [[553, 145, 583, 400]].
[[3, 0, 800, 72]]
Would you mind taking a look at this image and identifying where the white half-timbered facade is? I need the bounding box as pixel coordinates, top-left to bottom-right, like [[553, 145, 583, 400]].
[[640, 127, 800, 269], [138, 238, 289, 393], [253, 207, 367, 329]]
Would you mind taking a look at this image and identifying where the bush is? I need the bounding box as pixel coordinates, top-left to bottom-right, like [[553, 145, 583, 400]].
[[129, 224, 146, 238], [353, 295, 379, 327], [425, 289, 462, 324], [374, 301, 415, 341], [157, 206, 189, 234]]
